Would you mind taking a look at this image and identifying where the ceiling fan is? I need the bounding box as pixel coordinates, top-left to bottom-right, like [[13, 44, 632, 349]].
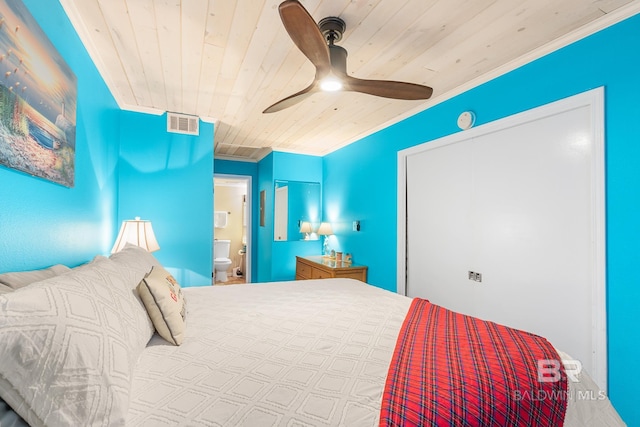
[[263, 0, 434, 113]]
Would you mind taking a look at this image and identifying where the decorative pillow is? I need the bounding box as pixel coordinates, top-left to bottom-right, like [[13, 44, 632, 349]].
[[0, 264, 70, 290], [137, 266, 186, 345], [0, 257, 152, 427]]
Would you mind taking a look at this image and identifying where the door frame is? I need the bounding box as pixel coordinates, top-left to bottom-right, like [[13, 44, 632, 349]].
[[213, 173, 252, 283]]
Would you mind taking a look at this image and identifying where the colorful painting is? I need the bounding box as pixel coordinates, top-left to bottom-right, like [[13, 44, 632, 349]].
[[0, 0, 77, 187]]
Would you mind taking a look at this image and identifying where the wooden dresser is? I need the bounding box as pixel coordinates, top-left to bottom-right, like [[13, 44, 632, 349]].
[[295, 256, 368, 283]]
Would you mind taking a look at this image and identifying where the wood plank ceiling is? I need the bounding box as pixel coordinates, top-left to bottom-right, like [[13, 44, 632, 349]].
[[59, 0, 638, 161]]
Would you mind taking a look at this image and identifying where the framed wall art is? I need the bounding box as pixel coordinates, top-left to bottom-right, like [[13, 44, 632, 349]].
[[259, 190, 265, 227], [0, 0, 77, 187]]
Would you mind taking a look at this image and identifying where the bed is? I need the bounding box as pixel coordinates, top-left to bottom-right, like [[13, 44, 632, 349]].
[[0, 246, 626, 426]]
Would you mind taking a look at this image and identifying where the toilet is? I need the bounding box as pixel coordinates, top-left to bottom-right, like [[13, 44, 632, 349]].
[[213, 239, 232, 282]]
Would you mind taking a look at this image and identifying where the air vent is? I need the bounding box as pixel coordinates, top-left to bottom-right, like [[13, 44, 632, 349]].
[[167, 112, 199, 136]]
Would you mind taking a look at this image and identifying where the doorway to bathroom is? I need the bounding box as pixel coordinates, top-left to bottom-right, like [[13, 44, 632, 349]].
[[213, 174, 252, 285]]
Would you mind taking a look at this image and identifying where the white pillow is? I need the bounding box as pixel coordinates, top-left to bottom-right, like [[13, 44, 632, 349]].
[[109, 244, 162, 342], [137, 265, 187, 345], [109, 243, 162, 289], [0, 264, 70, 290], [0, 257, 151, 427]]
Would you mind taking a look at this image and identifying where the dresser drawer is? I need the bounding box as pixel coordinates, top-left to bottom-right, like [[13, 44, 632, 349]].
[[296, 261, 312, 279], [311, 268, 333, 279], [295, 256, 368, 283], [335, 269, 367, 282]]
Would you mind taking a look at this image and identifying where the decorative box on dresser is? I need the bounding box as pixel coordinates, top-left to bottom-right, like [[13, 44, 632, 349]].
[[295, 256, 368, 283]]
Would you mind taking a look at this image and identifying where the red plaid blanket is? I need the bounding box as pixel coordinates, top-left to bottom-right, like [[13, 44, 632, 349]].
[[380, 299, 568, 426]]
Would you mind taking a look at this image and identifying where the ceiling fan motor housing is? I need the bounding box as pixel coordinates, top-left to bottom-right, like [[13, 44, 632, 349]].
[[319, 17, 346, 44], [329, 45, 348, 74]]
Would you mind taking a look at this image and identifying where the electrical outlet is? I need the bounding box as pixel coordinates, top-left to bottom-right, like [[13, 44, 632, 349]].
[[468, 271, 482, 282]]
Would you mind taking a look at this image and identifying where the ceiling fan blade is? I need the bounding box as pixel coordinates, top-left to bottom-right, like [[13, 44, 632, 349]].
[[279, 0, 331, 73], [343, 76, 433, 100], [263, 83, 319, 113]]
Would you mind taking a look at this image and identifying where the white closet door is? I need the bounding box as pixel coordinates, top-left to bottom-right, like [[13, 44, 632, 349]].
[[403, 90, 605, 390], [469, 106, 593, 364], [406, 139, 475, 316]]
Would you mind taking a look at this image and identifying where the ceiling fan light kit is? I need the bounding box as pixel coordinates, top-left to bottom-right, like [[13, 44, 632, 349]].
[[320, 77, 342, 92], [263, 0, 433, 113]]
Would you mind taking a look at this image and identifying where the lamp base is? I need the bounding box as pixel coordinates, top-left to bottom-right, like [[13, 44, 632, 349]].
[[323, 235, 330, 256]]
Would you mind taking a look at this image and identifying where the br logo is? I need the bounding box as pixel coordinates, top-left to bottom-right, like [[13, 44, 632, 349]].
[[537, 359, 582, 383]]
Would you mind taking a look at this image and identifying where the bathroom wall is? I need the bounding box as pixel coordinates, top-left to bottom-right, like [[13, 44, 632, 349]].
[[214, 182, 247, 276]]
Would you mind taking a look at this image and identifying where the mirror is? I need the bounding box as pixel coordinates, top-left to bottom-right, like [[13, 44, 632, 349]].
[[274, 180, 320, 241]]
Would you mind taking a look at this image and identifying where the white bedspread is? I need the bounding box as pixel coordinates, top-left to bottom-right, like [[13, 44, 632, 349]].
[[126, 279, 625, 427], [127, 279, 410, 426]]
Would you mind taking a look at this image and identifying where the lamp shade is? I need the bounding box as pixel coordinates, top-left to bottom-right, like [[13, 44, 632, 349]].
[[299, 221, 313, 233], [111, 217, 160, 253], [317, 222, 333, 236]]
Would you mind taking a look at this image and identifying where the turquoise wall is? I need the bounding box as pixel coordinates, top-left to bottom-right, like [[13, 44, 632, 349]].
[[323, 14, 640, 425], [257, 152, 274, 282], [214, 159, 258, 281], [0, 0, 120, 272], [3, 0, 637, 423], [118, 111, 214, 287], [257, 151, 323, 282]]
